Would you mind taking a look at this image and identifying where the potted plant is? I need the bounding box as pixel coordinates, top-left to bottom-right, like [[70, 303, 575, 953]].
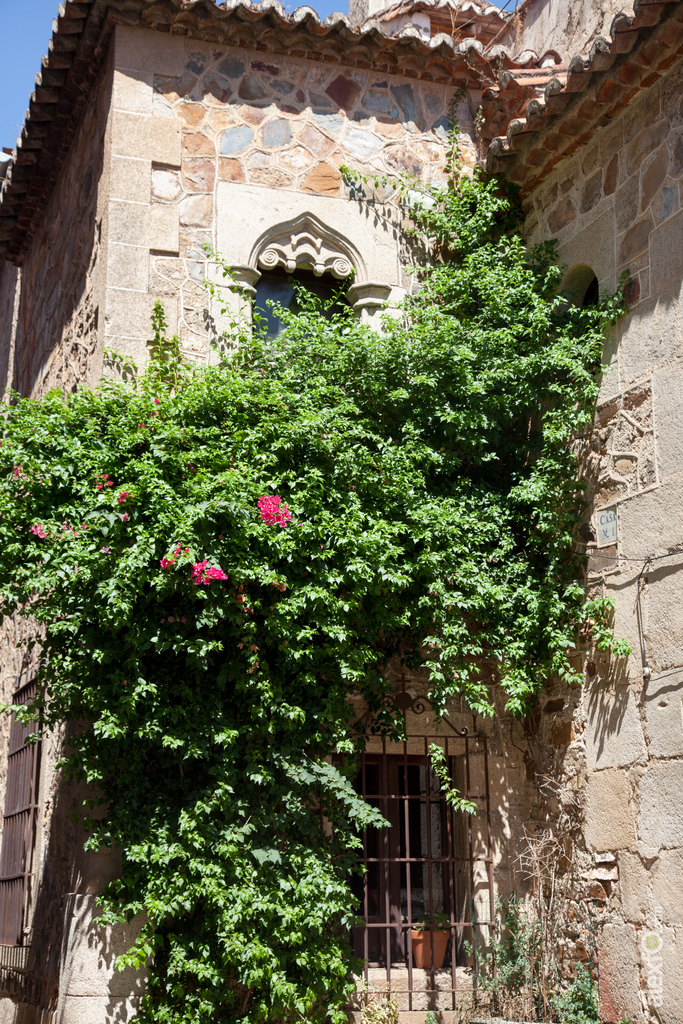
[[410, 914, 451, 969]]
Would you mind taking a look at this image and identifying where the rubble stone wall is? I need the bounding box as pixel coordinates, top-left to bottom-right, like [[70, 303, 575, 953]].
[[105, 24, 468, 367], [523, 57, 683, 1024]]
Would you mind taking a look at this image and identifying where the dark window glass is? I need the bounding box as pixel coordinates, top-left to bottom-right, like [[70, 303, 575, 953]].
[[254, 267, 344, 340]]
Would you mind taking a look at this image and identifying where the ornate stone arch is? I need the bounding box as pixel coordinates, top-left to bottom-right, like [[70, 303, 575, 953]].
[[249, 212, 367, 282]]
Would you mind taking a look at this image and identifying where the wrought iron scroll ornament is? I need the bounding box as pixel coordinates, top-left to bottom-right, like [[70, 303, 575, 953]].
[[392, 675, 470, 736]]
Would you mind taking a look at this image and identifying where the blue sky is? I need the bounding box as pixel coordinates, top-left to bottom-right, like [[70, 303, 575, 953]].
[[0, 0, 515, 154]]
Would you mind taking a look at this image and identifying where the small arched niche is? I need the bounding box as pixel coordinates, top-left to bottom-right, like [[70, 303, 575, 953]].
[[562, 264, 600, 308]]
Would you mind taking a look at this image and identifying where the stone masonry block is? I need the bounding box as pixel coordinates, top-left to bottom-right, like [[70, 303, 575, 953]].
[[58, 894, 146, 1001], [619, 850, 649, 923], [598, 923, 643, 1023], [111, 111, 181, 167], [657, 925, 683, 1024], [149, 206, 180, 254], [105, 289, 176, 341], [646, 569, 683, 673], [107, 244, 149, 293], [113, 69, 153, 115], [619, 295, 680, 383], [58, 996, 142, 1024], [115, 24, 185, 77], [652, 848, 683, 925], [639, 760, 683, 848], [557, 208, 616, 293], [108, 201, 151, 248], [650, 208, 683, 302], [618, 473, 683, 558], [585, 768, 636, 852], [644, 669, 683, 758], [654, 363, 683, 478], [109, 156, 151, 204], [585, 682, 645, 771]]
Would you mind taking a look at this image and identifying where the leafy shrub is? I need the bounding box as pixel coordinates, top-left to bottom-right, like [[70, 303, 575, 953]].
[[0, 160, 626, 1024]]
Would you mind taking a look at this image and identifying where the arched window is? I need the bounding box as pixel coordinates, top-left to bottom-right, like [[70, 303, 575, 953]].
[[563, 264, 599, 308], [254, 267, 345, 341]]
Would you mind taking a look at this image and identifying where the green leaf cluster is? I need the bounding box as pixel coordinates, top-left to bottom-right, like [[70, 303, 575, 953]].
[[0, 166, 626, 1023]]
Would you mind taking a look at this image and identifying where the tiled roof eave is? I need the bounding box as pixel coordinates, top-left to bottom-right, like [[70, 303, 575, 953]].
[[482, 0, 683, 192]]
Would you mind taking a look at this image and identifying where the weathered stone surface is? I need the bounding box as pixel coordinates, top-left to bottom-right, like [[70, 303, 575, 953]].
[[581, 169, 602, 212], [654, 183, 678, 224], [113, 69, 153, 115], [202, 71, 232, 104], [279, 146, 314, 171], [249, 167, 293, 187], [656, 925, 683, 1024], [615, 172, 639, 231], [299, 125, 334, 156], [182, 158, 215, 192], [425, 92, 443, 118], [325, 75, 361, 110], [390, 83, 419, 124], [619, 851, 649, 923], [270, 78, 295, 96], [645, 571, 683, 674], [668, 127, 683, 177], [585, 769, 636, 852], [598, 923, 643, 1024], [220, 125, 254, 155], [262, 118, 292, 148], [246, 150, 270, 169], [603, 152, 619, 195], [344, 127, 382, 161], [547, 197, 576, 233], [311, 111, 344, 137], [301, 161, 341, 195], [652, 849, 683, 925], [362, 88, 397, 118], [217, 55, 245, 79], [640, 761, 683, 847], [653, 366, 683, 478], [550, 721, 575, 745], [585, 682, 645, 771], [627, 119, 669, 176], [384, 144, 423, 177], [238, 73, 270, 102], [620, 295, 679, 382], [557, 209, 615, 288], [619, 472, 683, 557], [111, 110, 181, 166], [650, 208, 683, 301], [183, 132, 215, 156], [641, 147, 669, 211], [618, 213, 653, 264], [217, 158, 245, 181], [179, 194, 213, 227], [110, 155, 151, 203], [176, 101, 206, 129], [150, 161, 180, 205]]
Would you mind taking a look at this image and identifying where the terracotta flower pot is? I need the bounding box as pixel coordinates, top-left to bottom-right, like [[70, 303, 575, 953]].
[[410, 929, 450, 969]]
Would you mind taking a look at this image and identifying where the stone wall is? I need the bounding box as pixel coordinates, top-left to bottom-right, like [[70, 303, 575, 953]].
[[497, 0, 628, 61], [9, 53, 113, 400], [523, 57, 683, 1024], [106, 24, 468, 366]]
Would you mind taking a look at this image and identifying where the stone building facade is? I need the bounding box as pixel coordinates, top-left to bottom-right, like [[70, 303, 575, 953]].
[[0, 1, 682, 1022]]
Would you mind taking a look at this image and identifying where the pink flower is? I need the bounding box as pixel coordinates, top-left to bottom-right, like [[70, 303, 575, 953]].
[[29, 524, 47, 539], [12, 466, 23, 478], [118, 492, 130, 504], [121, 513, 130, 523], [154, 398, 160, 405], [181, 617, 187, 624], [102, 547, 111, 554], [160, 557, 174, 570], [191, 561, 229, 586], [257, 495, 292, 528]]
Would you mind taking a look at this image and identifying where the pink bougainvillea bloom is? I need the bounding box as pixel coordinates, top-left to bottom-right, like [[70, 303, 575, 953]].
[[118, 492, 130, 504], [29, 524, 47, 539], [121, 513, 130, 522], [160, 557, 174, 570], [154, 398, 160, 405], [12, 466, 23, 478], [102, 547, 111, 554], [257, 495, 292, 527], [191, 561, 228, 586]]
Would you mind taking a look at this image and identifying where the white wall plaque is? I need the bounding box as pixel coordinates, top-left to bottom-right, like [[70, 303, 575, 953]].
[[596, 508, 618, 548]]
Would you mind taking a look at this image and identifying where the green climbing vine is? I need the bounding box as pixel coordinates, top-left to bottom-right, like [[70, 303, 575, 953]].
[[0, 151, 627, 1024]]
